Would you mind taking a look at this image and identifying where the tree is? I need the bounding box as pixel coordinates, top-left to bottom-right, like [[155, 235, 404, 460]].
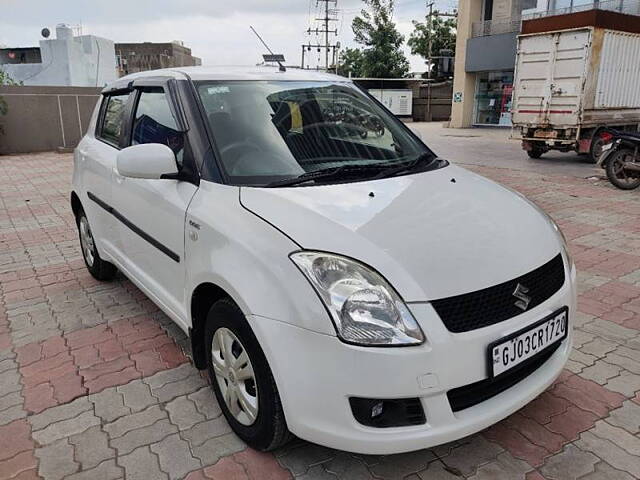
[[0, 69, 19, 136], [337, 47, 365, 77], [408, 12, 456, 79], [350, 0, 409, 78]]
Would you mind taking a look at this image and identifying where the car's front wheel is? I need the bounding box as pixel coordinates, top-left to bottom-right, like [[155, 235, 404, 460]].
[[76, 208, 117, 281], [205, 298, 290, 451]]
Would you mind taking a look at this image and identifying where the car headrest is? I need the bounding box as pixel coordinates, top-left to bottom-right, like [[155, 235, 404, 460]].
[[270, 102, 292, 133]]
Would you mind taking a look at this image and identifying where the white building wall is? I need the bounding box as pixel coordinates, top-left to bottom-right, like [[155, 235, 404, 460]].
[[1, 25, 116, 87]]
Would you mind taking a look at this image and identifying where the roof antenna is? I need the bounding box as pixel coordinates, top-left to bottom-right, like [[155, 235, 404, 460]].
[[249, 25, 286, 72]]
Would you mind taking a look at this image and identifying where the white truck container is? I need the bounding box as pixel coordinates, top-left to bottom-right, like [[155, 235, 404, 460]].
[[512, 23, 640, 161]]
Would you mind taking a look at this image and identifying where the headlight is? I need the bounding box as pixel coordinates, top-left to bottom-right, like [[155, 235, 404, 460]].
[[290, 252, 425, 346]]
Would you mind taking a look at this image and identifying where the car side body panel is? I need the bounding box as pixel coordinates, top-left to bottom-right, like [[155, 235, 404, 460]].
[[184, 180, 335, 336]]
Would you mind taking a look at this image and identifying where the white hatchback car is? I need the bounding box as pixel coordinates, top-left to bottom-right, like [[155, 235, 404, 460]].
[[72, 66, 576, 454]]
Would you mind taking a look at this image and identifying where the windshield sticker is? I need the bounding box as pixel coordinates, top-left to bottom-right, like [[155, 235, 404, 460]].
[[208, 86, 230, 95]]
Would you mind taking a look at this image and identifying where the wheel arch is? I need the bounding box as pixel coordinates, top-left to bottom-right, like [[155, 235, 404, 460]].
[[189, 281, 237, 370], [70, 191, 82, 218]]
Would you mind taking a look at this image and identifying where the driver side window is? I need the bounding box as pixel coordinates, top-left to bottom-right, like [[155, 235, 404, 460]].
[[132, 88, 184, 167]]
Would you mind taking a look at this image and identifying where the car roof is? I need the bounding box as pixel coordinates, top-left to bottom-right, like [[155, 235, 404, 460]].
[[103, 65, 351, 92]]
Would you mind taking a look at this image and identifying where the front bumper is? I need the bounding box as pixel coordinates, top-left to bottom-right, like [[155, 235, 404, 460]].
[[248, 264, 577, 455]]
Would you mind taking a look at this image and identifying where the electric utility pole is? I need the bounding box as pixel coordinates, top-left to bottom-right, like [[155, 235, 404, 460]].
[[303, 0, 339, 72], [425, 2, 457, 79], [427, 2, 434, 80]]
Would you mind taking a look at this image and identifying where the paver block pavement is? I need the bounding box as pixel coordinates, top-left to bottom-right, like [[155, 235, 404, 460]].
[[2, 152, 640, 478]]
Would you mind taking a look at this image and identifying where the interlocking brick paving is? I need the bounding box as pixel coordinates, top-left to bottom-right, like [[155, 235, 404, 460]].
[[1, 151, 640, 479]]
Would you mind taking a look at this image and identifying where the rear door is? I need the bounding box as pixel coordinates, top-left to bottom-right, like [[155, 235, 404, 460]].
[[110, 83, 198, 327], [512, 29, 591, 128], [80, 91, 132, 257]]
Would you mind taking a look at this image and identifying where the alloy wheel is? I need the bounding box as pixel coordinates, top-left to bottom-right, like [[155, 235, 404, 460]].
[[211, 327, 259, 426], [79, 216, 95, 267]]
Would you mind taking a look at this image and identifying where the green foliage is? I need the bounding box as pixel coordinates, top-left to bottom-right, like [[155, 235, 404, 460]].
[[337, 47, 365, 77], [349, 0, 409, 78], [0, 69, 19, 116], [408, 12, 456, 79], [0, 69, 19, 136]]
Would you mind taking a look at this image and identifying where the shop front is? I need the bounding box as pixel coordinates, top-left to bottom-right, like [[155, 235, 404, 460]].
[[473, 70, 514, 126]]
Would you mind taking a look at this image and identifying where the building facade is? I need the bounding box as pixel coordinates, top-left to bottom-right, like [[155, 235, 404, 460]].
[[0, 25, 117, 87], [115, 41, 202, 77], [450, 0, 640, 127]]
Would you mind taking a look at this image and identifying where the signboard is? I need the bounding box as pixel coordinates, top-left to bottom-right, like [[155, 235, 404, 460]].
[[368, 89, 413, 116], [453, 92, 463, 103]]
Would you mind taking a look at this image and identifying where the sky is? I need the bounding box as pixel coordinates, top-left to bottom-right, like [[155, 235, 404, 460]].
[[0, 0, 457, 73]]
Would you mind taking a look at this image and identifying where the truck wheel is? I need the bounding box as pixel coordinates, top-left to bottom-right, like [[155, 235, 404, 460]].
[[588, 132, 607, 164], [527, 144, 545, 159], [606, 149, 640, 190], [205, 298, 291, 451]]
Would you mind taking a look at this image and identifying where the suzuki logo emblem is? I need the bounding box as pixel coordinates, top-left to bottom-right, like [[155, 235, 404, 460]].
[[513, 283, 531, 311]]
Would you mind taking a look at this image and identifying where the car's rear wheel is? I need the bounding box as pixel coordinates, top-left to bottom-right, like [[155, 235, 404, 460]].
[[205, 298, 291, 451], [76, 208, 117, 281]]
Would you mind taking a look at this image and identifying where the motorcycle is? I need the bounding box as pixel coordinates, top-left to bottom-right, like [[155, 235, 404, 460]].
[[597, 128, 640, 190]]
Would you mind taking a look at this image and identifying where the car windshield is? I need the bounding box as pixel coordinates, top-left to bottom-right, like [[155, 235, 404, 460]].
[[195, 80, 439, 186]]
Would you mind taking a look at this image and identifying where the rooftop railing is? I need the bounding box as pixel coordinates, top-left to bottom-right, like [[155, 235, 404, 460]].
[[471, 18, 522, 37], [523, 0, 640, 19], [471, 0, 640, 37]]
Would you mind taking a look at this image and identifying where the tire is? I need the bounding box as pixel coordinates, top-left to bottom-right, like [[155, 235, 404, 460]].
[[527, 143, 545, 159], [588, 132, 606, 164], [76, 208, 117, 281], [605, 149, 640, 190], [205, 298, 291, 451]]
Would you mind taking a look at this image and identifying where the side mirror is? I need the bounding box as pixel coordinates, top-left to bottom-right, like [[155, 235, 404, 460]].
[[116, 143, 178, 180], [410, 127, 423, 140]]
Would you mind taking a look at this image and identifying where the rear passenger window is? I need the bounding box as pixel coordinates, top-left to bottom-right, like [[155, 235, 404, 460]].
[[132, 88, 184, 166], [98, 94, 129, 146]]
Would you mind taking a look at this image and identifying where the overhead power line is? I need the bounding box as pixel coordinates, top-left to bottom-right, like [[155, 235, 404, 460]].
[[425, 1, 457, 80], [302, 0, 341, 72]]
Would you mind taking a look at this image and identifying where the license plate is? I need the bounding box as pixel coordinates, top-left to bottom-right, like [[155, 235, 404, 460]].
[[601, 143, 613, 152], [534, 129, 558, 139], [488, 308, 568, 378]]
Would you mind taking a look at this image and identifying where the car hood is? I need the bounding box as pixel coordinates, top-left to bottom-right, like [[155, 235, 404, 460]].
[[240, 165, 561, 302]]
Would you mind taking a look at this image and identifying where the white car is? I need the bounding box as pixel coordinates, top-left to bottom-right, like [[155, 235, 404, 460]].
[[72, 66, 576, 454]]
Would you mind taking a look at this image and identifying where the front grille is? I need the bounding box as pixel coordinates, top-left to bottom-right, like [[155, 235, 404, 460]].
[[431, 254, 565, 333], [447, 342, 560, 412]]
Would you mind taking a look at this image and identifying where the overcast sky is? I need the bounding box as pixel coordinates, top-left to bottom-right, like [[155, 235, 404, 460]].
[[1, 0, 457, 72]]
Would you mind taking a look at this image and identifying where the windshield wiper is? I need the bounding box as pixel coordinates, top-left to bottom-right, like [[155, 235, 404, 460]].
[[374, 153, 438, 180], [264, 164, 384, 188]]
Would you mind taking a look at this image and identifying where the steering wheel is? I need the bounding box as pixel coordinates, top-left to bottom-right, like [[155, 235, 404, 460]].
[[220, 140, 294, 176], [218, 141, 261, 172], [304, 122, 366, 138]]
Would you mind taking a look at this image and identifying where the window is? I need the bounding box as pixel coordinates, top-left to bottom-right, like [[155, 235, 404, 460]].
[[98, 93, 130, 146], [131, 88, 184, 166]]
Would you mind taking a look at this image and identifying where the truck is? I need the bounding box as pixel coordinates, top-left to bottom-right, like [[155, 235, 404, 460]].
[[511, 10, 640, 162]]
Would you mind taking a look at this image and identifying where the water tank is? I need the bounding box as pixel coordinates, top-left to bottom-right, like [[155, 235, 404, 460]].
[[56, 24, 73, 40]]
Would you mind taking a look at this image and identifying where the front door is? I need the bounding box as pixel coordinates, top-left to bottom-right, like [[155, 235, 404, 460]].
[[110, 86, 197, 327]]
